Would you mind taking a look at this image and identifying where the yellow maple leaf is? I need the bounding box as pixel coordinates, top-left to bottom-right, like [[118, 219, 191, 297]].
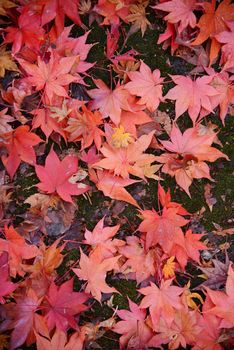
[[0, 45, 18, 77], [162, 256, 176, 278], [111, 125, 134, 148], [184, 281, 204, 309]]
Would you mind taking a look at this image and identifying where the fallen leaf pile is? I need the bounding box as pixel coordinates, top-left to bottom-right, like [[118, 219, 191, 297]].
[[0, 1, 233, 349]]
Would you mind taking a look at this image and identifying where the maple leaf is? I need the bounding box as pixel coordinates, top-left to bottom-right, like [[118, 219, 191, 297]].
[[216, 22, 234, 71], [192, 0, 234, 63], [73, 248, 120, 301], [0, 108, 14, 135], [165, 75, 219, 124], [1, 125, 42, 179], [125, 61, 164, 112], [18, 51, 77, 104], [110, 125, 134, 148], [162, 256, 176, 279], [0, 226, 39, 277], [0, 46, 18, 77], [192, 297, 223, 350], [157, 22, 179, 54], [154, 0, 197, 34], [2, 289, 45, 350], [113, 298, 153, 349], [83, 217, 124, 258], [88, 79, 132, 125], [94, 131, 157, 179], [156, 125, 228, 195], [43, 279, 89, 332], [199, 256, 230, 290], [80, 147, 100, 165], [35, 149, 90, 203], [170, 229, 207, 269], [149, 308, 201, 349], [207, 69, 234, 123], [0, 252, 17, 304], [139, 279, 183, 329], [35, 329, 85, 350], [119, 236, 156, 284], [41, 0, 81, 35], [32, 108, 66, 140], [120, 109, 152, 137], [157, 184, 190, 215], [126, 2, 151, 37], [90, 169, 140, 208], [94, 0, 130, 26], [4, 8, 44, 55], [24, 239, 65, 278], [65, 105, 104, 150], [53, 27, 94, 72], [138, 206, 189, 253], [0, 0, 16, 16], [205, 264, 234, 328]]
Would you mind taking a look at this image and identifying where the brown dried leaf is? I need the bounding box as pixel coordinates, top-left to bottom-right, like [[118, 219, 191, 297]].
[[204, 183, 217, 211], [199, 256, 230, 290], [0, 45, 18, 77], [126, 1, 151, 37], [212, 222, 234, 236]]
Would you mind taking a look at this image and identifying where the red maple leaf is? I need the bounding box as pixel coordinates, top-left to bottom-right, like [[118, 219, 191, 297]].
[[165, 75, 219, 124], [138, 206, 189, 253], [41, 0, 81, 35], [35, 149, 90, 203], [18, 51, 77, 104], [139, 280, 183, 329], [2, 289, 45, 350], [4, 7, 45, 54], [154, 0, 197, 33], [113, 298, 153, 349], [1, 125, 43, 179], [88, 79, 132, 125], [0, 252, 17, 304], [43, 279, 89, 332]]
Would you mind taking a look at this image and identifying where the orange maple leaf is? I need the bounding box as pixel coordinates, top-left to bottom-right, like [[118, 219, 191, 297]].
[[18, 51, 77, 104], [36, 329, 85, 350], [89, 169, 140, 208], [125, 61, 164, 112], [192, 0, 234, 63], [65, 105, 104, 150], [0, 226, 39, 277], [73, 248, 120, 302], [93, 131, 157, 179]]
